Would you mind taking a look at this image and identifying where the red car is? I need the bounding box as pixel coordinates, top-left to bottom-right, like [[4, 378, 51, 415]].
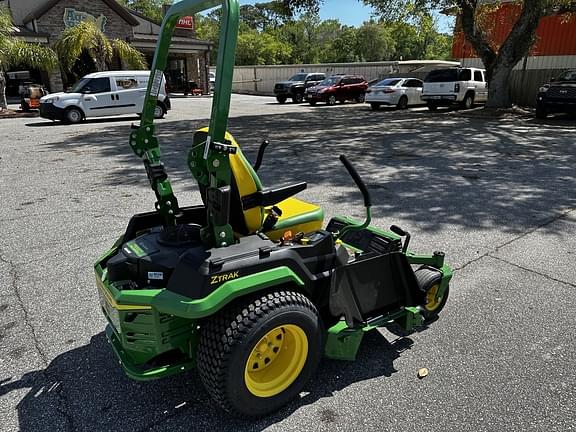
[[305, 74, 368, 106]]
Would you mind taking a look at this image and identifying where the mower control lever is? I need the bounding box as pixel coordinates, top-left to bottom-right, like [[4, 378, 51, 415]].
[[337, 155, 372, 239], [253, 140, 269, 172], [390, 225, 411, 253], [339, 155, 372, 208], [389, 225, 406, 236]]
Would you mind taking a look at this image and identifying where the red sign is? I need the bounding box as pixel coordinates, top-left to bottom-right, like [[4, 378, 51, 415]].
[[176, 16, 194, 30]]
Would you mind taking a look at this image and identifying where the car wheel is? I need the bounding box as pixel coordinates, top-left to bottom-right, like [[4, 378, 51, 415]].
[[397, 95, 408, 110], [65, 107, 83, 124], [535, 104, 547, 119], [276, 96, 287, 104], [355, 93, 366, 103], [327, 95, 337, 106], [197, 290, 323, 417], [370, 103, 381, 111], [292, 93, 304, 104], [461, 93, 474, 110], [427, 102, 438, 111], [153, 104, 165, 119]]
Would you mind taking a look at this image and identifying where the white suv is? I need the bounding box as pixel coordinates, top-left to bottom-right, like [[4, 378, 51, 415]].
[[421, 67, 487, 110]]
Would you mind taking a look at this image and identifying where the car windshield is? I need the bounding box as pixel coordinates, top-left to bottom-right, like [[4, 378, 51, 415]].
[[425, 69, 460, 82], [319, 77, 341, 86], [374, 78, 401, 87], [557, 70, 576, 82], [289, 73, 308, 81], [67, 78, 90, 93]]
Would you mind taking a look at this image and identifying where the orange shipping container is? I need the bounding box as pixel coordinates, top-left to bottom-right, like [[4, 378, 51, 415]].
[[452, 3, 576, 59]]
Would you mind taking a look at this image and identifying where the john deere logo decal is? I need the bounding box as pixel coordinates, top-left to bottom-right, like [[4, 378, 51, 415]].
[[63, 8, 107, 32], [210, 271, 240, 285]]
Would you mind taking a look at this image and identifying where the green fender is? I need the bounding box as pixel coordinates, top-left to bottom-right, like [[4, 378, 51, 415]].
[[151, 266, 304, 319]]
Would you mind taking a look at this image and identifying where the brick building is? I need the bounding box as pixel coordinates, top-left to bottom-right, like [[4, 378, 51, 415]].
[[1, 0, 212, 95]]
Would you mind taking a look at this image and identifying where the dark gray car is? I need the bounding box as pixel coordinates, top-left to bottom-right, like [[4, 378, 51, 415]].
[[274, 72, 326, 104]]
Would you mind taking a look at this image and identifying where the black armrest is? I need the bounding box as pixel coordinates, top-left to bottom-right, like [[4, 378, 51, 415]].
[[242, 182, 307, 209]]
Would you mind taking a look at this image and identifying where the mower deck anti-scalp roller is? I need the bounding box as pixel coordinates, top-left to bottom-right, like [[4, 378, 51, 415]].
[[94, 0, 453, 417]]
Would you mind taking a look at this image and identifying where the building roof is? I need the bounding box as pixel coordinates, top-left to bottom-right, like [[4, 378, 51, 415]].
[[128, 8, 162, 27], [23, 0, 140, 26]]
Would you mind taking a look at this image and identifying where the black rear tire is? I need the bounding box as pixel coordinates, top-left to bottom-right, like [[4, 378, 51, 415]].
[[415, 267, 449, 322], [355, 93, 365, 103], [370, 103, 381, 111], [308, 100, 317, 106], [461, 93, 474, 110], [397, 95, 408, 110], [292, 93, 304, 104], [535, 104, 547, 119], [153, 104, 165, 119], [327, 95, 337, 106], [276, 96, 287, 104], [427, 102, 438, 111], [197, 290, 323, 417]]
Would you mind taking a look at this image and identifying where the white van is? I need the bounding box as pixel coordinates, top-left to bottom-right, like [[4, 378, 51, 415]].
[[39, 70, 171, 123], [421, 67, 487, 110]]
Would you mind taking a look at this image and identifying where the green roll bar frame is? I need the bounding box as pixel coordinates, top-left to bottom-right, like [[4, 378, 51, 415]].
[[128, 0, 240, 248]]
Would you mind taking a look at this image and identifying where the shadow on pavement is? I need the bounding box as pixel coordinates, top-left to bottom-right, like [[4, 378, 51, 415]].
[[34, 108, 576, 236], [1, 330, 411, 431]]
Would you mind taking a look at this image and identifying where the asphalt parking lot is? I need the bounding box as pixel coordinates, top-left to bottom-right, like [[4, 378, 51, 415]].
[[1, 94, 575, 431]]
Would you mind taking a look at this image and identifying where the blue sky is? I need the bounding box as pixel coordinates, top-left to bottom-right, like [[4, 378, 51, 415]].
[[237, 0, 454, 32]]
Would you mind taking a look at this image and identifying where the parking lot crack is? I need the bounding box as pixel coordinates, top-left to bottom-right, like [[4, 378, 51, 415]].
[[455, 207, 575, 272], [488, 254, 576, 288], [0, 250, 75, 431]]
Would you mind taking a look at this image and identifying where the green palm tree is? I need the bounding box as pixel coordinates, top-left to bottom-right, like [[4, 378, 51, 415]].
[[0, 6, 58, 110], [55, 20, 147, 73]]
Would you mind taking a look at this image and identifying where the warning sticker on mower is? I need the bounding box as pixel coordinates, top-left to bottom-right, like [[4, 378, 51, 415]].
[[148, 271, 164, 280], [149, 69, 163, 97]]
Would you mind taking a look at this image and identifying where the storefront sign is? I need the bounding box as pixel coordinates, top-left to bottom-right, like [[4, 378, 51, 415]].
[[176, 16, 194, 30], [63, 8, 107, 32]]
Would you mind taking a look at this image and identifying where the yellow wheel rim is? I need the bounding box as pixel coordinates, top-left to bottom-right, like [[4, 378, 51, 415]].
[[424, 284, 442, 311], [244, 324, 308, 398]]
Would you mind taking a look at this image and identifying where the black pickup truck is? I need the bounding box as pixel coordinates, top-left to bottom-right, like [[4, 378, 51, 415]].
[[274, 72, 325, 104], [536, 70, 576, 119]]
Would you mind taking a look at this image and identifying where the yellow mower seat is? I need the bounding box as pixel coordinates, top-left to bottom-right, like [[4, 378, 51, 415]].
[[265, 198, 324, 241], [193, 128, 323, 240]]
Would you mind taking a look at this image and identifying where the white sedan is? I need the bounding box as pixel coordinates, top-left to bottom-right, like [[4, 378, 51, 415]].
[[365, 77, 424, 110]]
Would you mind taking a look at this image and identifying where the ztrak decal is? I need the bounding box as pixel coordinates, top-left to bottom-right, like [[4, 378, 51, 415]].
[[211, 271, 240, 285]]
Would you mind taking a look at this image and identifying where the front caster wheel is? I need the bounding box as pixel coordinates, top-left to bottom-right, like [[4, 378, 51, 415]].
[[197, 290, 323, 417], [415, 267, 450, 322]]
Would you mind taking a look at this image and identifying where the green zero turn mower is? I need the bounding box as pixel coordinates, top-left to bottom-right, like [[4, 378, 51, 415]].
[[94, 0, 453, 417]]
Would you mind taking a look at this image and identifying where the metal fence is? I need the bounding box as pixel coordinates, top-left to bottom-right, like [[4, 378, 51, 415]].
[[508, 69, 565, 107]]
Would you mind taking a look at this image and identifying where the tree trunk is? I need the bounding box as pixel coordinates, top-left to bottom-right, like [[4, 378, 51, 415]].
[[485, 64, 513, 108], [457, 0, 545, 109], [0, 71, 7, 110]]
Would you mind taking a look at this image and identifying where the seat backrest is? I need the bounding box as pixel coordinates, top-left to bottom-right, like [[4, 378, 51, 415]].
[[191, 128, 264, 235]]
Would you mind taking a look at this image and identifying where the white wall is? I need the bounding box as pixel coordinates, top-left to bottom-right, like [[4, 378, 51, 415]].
[[231, 61, 459, 95]]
